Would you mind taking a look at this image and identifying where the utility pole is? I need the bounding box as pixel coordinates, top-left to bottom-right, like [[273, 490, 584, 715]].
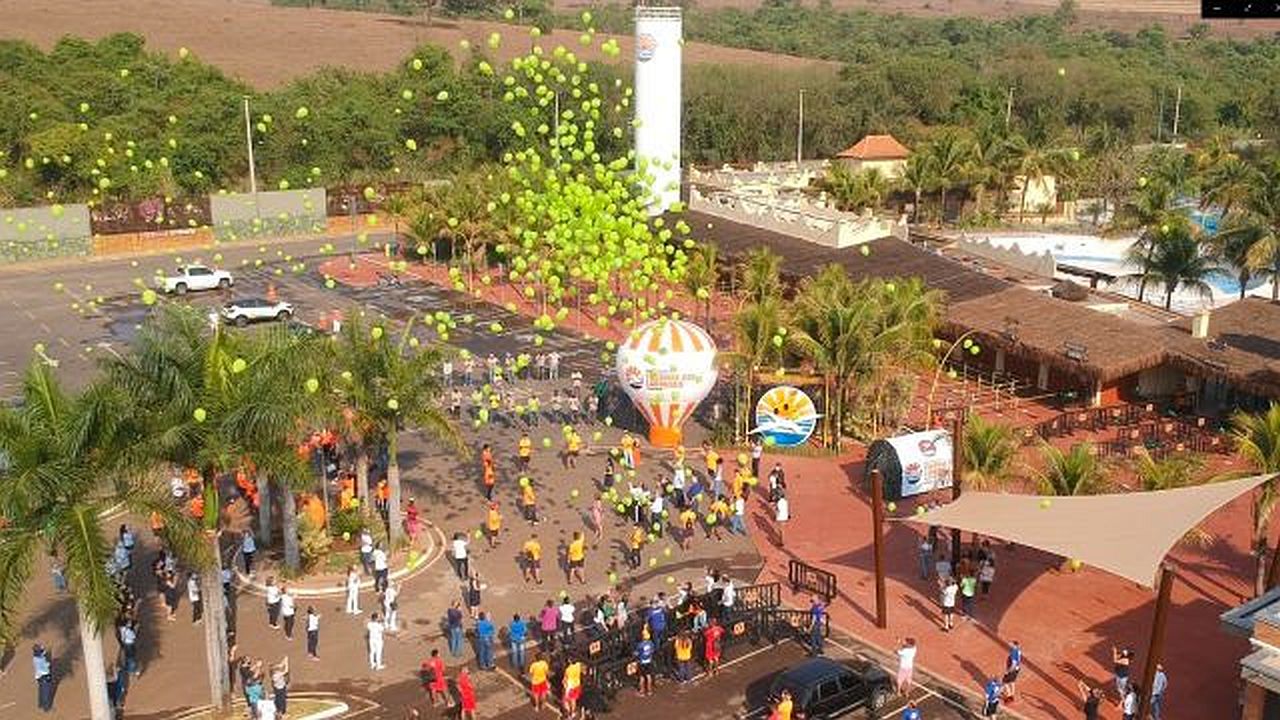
[[796, 89, 805, 166], [1004, 87, 1014, 128], [870, 469, 888, 629], [1156, 89, 1165, 144], [242, 96, 258, 196], [1172, 86, 1183, 140]]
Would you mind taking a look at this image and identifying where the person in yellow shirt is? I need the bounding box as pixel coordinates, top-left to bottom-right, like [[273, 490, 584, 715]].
[[628, 525, 645, 569], [679, 508, 698, 551], [673, 631, 694, 683], [518, 433, 533, 471], [673, 444, 686, 467], [521, 534, 543, 584], [620, 432, 636, 470], [774, 689, 794, 720], [566, 531, 587, 585], [521, 480, 538, 525], [565, 431, 581, 469], [708, 496, 729, 541], [703, 442, 720, 474], [732, 466, 751, 499], [562, 658, 583, 718], [485, 502, 502, 548], [528, 653, 551, 710]]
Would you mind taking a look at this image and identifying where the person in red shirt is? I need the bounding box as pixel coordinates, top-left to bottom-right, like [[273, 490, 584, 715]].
[[703, 617, 725, 676], [457, 667, 478, 719], [422, 648, 448, 707]]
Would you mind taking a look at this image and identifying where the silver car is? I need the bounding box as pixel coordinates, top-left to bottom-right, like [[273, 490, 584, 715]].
[[220, 297, 294, 327]]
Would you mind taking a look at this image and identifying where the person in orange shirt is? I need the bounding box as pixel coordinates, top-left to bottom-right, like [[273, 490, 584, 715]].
[[528, 653, 551, 711], [772, 689, 794, 720], [566, 531, 587, 585], [481, 443, 494, 472], [521, 534, 543, 584], [483, 462, 497, 501], [485, 502, 503, 548], [188, 493, 205, 520], [375, 479, 390, 519], [338, 485, 356, 512]]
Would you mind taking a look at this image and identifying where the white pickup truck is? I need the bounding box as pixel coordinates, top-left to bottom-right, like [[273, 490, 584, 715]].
[[161, 265, 234, 295]]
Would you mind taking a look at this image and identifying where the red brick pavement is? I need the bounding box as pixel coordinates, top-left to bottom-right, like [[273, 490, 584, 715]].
[[741, 449, 1254, 720]]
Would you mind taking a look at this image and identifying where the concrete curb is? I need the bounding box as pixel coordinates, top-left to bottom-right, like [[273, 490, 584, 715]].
[[232, 520, 446, 598]]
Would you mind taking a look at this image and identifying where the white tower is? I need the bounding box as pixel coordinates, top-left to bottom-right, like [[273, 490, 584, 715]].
[[633, 5, 682, 216]]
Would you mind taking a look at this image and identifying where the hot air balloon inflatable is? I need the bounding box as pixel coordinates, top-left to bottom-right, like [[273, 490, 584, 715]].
[[616, 318, 718, 448]]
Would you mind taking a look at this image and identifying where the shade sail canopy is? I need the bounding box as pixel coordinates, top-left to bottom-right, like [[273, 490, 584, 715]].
[[902, 474, 1273, 587]]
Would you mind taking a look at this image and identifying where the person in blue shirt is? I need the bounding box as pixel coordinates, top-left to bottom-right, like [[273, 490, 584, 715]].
[[634, 631, 656, 696], [1003, 640, 1022, 703], [808, 597, 826, 656], [475, 612, 496, 670], [446, 601, 465, 657], [646, 597, 668, 647], [901, 701, 921, 720], [982, 676, 1002, 718], [33, 644, 54, 712], [508, 614, 528, 673]]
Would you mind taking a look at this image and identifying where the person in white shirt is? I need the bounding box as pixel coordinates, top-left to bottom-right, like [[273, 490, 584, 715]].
[[939, 576, 959, 632], [265, 578, 282, 629], [280, 587, 297, 639], [383, 580, 399, 633], [558, 597, 576, 643], [372, 543, 389, 592], [548, 351, 561, 380], [721, 579, 736, 613], [367, 612, 386, 670], [730, 496, 747, 535], [451, 533, 469, 580], [774, 493, 790, 548], [649, 494, 665, 536], [345, 566, 361, 615], [187, 573, 202, 625], [442, 359, 454, 386], [306, 606, 321, 659], [256, 696, 277, 720], [359, 530, 374, 575], [896, 637, 918, 696], [170, 475, 187, 499]]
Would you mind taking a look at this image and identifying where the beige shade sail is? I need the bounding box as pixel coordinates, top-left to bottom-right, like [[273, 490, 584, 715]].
[[901, 474, 1274, 587]]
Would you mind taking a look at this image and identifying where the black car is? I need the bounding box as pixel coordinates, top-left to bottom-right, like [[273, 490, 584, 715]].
[[766, 657, 893, 719]]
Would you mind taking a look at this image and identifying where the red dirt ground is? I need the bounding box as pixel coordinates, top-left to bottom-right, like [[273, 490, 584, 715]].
[[0, 0, 835, 89], [331, 253, 1259, 718]]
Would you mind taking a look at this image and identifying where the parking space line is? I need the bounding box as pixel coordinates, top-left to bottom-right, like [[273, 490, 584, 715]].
[[824, 635, 970, 716]]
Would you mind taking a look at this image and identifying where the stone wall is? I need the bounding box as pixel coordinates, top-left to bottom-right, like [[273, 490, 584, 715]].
[[689, 185, 906, 249]]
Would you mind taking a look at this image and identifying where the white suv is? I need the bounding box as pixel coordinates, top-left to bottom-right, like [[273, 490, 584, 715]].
[[162, 265, 234, 294], [220, 297, 294, 327]]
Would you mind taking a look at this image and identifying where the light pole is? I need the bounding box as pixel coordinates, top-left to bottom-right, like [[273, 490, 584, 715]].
[[796, 89, 805, 166], [241, 96, 260, 223], [924, 330, 981, 427]]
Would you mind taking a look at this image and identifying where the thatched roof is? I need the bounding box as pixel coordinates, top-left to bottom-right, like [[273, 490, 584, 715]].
[[1161, 298, 1280, 397], [688, 211, 1170, 384]]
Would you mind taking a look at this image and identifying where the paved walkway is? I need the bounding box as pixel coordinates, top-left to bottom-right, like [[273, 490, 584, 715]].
[[742, 449, 1255, 720]]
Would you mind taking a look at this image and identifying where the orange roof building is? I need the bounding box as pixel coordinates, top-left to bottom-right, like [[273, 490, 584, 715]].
[[835, 134, 911, 160]]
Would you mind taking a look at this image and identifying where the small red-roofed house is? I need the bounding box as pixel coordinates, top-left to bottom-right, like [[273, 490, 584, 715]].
[[834, 134, 911, 179]]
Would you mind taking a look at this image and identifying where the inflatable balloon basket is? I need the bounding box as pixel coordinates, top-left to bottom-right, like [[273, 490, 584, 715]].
[[649, 424, 683, 449]]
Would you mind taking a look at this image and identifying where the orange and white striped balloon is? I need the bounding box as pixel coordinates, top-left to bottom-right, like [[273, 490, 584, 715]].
[[616, 318, 718, 448]]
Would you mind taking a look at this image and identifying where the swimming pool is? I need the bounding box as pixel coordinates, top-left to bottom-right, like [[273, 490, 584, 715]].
[[969, 231, 1269, 314]]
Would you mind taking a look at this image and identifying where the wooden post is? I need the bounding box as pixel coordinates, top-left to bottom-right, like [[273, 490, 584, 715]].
[[950, 414, 965, 564], [1266, 538, 1280, 590], [1137, 565, 1175, 720], [870, 469, 888, 629]]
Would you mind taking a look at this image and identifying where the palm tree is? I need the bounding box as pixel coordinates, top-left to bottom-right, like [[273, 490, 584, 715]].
[[730, 296, 784, 442], [924, 132, 974, 225], [0, 361, 206, 720], [103, 305, 309, 711], [1138, 221, 1217, 310], [1232, 404, 1280, 595], [1215, 219, 1266, 299], [682, 243, 719, 329], [961, 414, 1020, 491], [739, 246, 783, 305], [1006, 133, 1064, 223], [416, 170, 503, 293], [899, 153, 934, 223], [331, 313, 464, 544], [1222, 157, 1280, 301], [1201, 153, 1257, 219], [1110, 180, 1180, 303], [821, 165, 890, 214], [1133, 449, 1205, 491], [1035, 442, 1106, 496]]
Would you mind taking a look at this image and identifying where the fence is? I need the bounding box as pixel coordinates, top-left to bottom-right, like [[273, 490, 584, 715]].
[[531, 582, 794, 712], [210, 189, 328, 241], [788, 559, 837, 603], [0, 203, 92, 264], [1023, 403, 1230, 459]]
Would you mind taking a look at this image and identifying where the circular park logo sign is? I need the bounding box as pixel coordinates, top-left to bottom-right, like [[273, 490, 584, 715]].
[[753, 385, 819, 448], [636, 33, 657, 62]]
